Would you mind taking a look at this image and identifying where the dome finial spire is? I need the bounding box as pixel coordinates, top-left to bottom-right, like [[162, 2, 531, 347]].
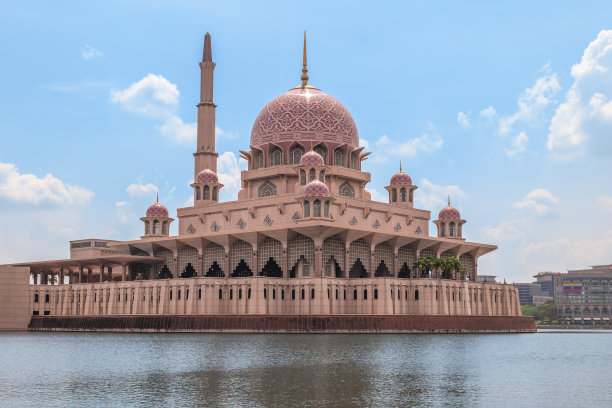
[[301, 31, 309, 86], [448, 194, 450, 206], [399, 160, 402, 172], [156, 191, 159, 203]]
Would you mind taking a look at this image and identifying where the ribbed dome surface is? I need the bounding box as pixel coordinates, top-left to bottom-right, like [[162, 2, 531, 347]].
[[439, 205, 461, 220], [300, 150, 324, 166], [390, 171, 412, 186], [146, 202, 169, 218], [251, 86, 358, 149], [196, 168, 218, 183]]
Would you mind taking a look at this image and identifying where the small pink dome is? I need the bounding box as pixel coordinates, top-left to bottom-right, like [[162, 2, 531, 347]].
[[196, 168, 218, 184], [146, 202, 169, 218], [439, 205, 461, 220], [300, 150, 324, 166], [303, 180, 329, 197], [390, 171, 412, 186]]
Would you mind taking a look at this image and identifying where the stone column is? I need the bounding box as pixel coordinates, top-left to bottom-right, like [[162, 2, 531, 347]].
[[87, 268, 92, 283], [99, 265, 104, 283], [122, 264, 126, 281], [78, 266, 83, 284], [282, 247, 288, 279], [198, 254, 204, 277], [173, 256, 178, 279], [370, 250, 375, 278], [107, 266, 113, 282], [393, 249, 399, 278], [344, 245, 350, 279], [252, 246, 258, 277], [314, 246, 323, 277], [224, 250, 230, 278], [59, 268, 64, 285]]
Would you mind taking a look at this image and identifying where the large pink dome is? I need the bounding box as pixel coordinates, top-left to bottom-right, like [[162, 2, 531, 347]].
[[250, 85, 359, 149], [299, 150, 324, 166], [146, 202, 169, 218], [303, 179, 329, 197], [390, 171, 412, 186], [196, 168, 218, 183], [439, 205, 461, 220]]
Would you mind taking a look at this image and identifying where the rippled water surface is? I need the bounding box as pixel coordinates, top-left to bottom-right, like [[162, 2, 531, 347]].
[[1, 331, 611, 407]]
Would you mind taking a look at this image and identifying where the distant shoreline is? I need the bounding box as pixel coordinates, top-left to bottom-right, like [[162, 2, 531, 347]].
[[537, 325, 612, 332]]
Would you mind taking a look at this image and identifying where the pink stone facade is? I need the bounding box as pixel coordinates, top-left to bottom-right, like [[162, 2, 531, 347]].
[[0, 33, 527, 331]]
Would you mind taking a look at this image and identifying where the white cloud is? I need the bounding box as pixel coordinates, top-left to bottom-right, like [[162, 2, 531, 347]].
[[371, 124, 443, 162], [111, 74, 179, 118], [115, 201, 130, 223], [81, 44, 102, 60], [0, 161, 94, 205], [126, 182, 158, 198], [367, 188, 387, 202], [457, 111, 470, 128], [513, 188, 559, 216], [505, 131, 528, 156], [111, 74, 197, 145], [480, 106, 497, 120], [598, 195, 612, 210], [548, 30, 612, 158], [414, 178, 466, 211], [499, 66, 561, 136], [157, 117, 197, 145], [217, 152, 247, 201], [521, 230, 612, 272], [216, 126, 238, 140], [481, 219, 526, 242]]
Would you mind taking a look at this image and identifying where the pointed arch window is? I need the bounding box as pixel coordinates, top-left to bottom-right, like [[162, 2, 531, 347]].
[[162, 221, 168, 235], [309, 168, 316, 182], [319, 170, 324, 182], [313, 199, 321, 217], [145, 221, 150, 235], [334, 149, 345, 166], [400, 187, 407, 202], [290, 145, 305, 164], [204, 185, 210, 200], [350, 152, 359, 170], [153, 220, 160, 234], [258, 181, 277, 197], [339, 181, 355, 197], [324, 201, 330, 217], [314, 145, 327, 164], [255, 151, 264, 169], [300, 170, 306, 185], [270, 147, 282, 166], [449, 222, 455, 237], [457, 223, 462, 237], [212, 186, 218, 201], [196, 186, 201, 200], [304, 201, 310, 217], [392, 189, 397, 202], [441, 223, 446, 237], [409, 189, 413, 202]]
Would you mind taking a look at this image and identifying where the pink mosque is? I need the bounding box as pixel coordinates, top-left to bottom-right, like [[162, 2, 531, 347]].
[[0, 33, 534, 332]]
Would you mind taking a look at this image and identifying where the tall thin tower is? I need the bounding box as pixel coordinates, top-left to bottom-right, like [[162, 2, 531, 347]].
[[194, 32, 218, 177]]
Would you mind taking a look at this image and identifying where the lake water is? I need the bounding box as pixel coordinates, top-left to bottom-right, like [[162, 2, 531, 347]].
[[0, 331, 610, 407]]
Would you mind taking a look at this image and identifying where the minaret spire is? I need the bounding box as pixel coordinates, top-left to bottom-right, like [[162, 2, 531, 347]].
[[156, 191, 159, 203], [203, 32, 212, 62], [194, 32, 219, 178], [301, 31, 309, 86], [399, 160, 402, 172]]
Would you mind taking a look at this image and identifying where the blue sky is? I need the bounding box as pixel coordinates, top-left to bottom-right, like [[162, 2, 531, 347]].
[[1, 1, 612, 282]]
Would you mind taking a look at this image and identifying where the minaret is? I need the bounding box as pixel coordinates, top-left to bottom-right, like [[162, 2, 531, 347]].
[[194, 32, 218, 178]]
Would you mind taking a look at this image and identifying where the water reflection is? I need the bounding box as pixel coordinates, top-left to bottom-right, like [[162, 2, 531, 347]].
[[1, 332, 611, 407]]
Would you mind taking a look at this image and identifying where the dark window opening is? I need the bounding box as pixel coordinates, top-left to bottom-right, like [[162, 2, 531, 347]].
[[374, 289, 378, 299], [364, 289, 368, 300], [415, 289, 419, 300], [218, 289, 223, 299]]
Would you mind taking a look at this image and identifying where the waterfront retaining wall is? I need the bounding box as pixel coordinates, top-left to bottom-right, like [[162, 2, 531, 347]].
[[29, 314, 536, 333]]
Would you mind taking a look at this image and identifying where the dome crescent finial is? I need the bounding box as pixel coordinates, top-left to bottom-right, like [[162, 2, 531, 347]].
[[301, 31, 309, 86]]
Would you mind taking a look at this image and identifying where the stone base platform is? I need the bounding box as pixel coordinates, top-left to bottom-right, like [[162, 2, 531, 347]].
[[28, 315, 536, 333]]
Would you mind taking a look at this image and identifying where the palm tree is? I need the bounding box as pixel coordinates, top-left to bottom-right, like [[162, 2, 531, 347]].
[[446, 257, 464, 280], [414, 257, 434, 278], [432, 258, 447, 279]]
